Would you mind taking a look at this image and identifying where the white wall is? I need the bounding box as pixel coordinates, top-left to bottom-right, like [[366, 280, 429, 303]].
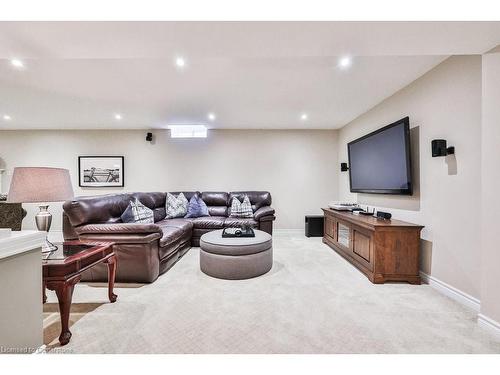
[[337, 56, 482, 299], [0, 129, 338, 231], [480, 50, 500, 324]]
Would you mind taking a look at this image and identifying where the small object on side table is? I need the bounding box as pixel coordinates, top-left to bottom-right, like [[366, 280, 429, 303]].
[[42, 241, 117, 346]]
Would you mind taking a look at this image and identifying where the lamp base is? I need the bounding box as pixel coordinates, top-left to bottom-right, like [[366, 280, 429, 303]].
[[36, 205, 57, 253], [35, 205, 52, 231], [41, 238, 58, 253]]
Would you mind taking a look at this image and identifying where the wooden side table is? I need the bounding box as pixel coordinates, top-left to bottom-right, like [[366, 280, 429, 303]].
[[42, 241, 117, 346]]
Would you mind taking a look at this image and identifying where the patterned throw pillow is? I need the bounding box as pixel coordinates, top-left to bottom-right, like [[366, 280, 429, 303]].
[[184, 194, 210, 218], [121, 198, 154, 224], [230, 195, 253, 218], [165, 192, 188, 219]]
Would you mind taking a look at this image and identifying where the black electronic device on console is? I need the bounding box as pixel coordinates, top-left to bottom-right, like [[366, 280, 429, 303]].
[[354, 206, 375, 216], [376, 211, 392, 220]]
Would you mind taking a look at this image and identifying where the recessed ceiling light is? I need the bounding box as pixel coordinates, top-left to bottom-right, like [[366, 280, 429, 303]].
[[207, 113, 216, 121], [114, 113, 122, 120], [175, 57, 186, 68], [10, 59, 24, 69], [338, 56, 352, 69], [300, 113, 308, 121], [3, 114, 12, 121]]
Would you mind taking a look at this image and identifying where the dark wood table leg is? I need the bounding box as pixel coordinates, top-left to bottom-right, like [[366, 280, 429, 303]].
[[47, 275, 81, 346], [105, 255, 118, 303]]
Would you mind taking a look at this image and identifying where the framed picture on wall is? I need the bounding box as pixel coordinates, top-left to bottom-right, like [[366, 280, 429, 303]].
[[78, 156, 124, 187]]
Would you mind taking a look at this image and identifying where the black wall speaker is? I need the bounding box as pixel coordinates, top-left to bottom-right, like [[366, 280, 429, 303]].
[[340, 162, 349, 172], [432, 139, 454, 157], [376, 211, 392, 220], [146, 132, 153, 142], [432, 139, 447, 157]]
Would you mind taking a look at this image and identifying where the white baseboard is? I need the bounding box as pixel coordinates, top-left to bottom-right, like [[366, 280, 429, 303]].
[[420, 271, 481, 312], [478, 313, 500, 338]]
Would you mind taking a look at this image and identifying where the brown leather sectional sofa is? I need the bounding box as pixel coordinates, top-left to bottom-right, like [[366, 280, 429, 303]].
[[62, 191, 275, 283]]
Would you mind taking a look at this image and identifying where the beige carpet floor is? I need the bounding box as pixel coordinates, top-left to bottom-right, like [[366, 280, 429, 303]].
[[44, 233, 500, 354]]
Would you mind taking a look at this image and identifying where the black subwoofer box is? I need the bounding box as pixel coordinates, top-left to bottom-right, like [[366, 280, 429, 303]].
[[305, 215, 324, 237]]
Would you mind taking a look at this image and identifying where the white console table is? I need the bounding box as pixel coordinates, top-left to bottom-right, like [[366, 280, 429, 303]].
[[0, 230, 46, 353]]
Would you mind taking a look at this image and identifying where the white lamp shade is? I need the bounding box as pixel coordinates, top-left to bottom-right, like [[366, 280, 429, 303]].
[[7, 167, 74, 203]]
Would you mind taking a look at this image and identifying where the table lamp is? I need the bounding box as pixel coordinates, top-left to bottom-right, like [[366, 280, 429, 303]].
[[7, 167, 74, 252]]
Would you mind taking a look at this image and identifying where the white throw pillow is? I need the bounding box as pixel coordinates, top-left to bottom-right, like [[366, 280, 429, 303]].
[[230, 195, 253, 218], [165, 192, 188, 219], [121, 198, 154, 224]]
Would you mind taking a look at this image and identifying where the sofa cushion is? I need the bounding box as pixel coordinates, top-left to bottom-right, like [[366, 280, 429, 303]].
[[229, 191, 272, 212], [156, 218, 193, 235], [192, 228, 213, 238], [207, 206, 228, 217], [165, 192, 188, 219], [158, 226, 184, 250], [63, 193, 132, 226], [229, 195, 253, 218], [201, 192, 229, 217], [121, 199, 154, 224], [201, 192, 229, 206], [185, 195, 210, 218], [224, 217, 258, 228], [191, 216, 226, 229]]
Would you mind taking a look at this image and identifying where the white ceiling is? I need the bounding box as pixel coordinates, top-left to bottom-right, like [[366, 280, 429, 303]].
[[0, 22, 499, 130]]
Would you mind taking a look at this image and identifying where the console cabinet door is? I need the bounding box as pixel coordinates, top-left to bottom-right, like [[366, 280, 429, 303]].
[[352, 226, 373, 271], [336, 220, 351, 250], [324, 214, 335, 239]]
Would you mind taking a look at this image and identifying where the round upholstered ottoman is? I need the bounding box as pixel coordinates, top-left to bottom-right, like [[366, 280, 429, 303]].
[[200, 229, 273, 280]]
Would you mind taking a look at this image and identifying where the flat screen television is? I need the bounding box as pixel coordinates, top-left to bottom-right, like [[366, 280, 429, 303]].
[[348, 117, 412, 195]]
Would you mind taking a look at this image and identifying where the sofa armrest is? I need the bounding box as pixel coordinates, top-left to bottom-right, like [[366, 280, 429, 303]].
[[254, 206, 276, 220], [75, 223, 162, 236]]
